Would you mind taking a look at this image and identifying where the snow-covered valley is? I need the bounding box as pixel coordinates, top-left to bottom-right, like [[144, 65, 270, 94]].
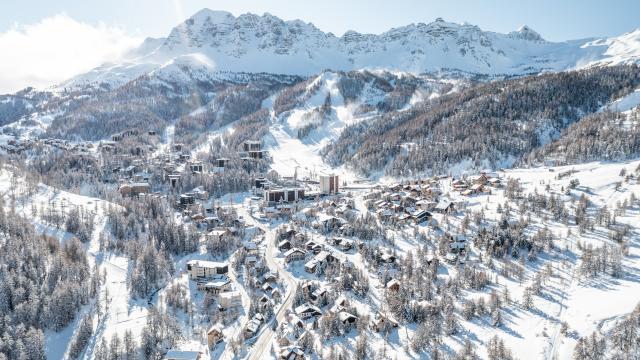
[[2, 6, 640, 360], [2, 134, 640, 359]]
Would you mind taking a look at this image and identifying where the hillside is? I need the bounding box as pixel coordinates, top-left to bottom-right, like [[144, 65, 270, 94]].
[[322, 65, 640, 177], [1, 9, 640, 359]]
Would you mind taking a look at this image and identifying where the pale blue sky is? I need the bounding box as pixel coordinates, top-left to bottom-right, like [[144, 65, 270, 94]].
[[3, 0, 640, 41]]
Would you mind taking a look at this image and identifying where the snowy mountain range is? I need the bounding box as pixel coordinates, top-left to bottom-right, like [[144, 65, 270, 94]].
[[5, 8, 640, 360], [60, 8, 640, 90]]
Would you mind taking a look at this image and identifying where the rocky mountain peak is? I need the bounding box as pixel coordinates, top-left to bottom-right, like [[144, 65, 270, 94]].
[[509, 25, 545, 42]]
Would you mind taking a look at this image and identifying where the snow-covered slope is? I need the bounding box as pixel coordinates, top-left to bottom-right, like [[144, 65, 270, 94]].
[[59, 9, 640, 90]]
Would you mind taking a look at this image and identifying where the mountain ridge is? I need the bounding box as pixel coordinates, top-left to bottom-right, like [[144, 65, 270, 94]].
[[55, 8, 640, 92]]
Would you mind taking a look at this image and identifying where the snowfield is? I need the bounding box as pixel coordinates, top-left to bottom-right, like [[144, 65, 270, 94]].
[[499, 161, 640, 358], [57, 13, 640, 93], [237, 158, 640, 359], [47, 9, 640, 93], [2, 134, 640, 359], [2, 7, 640, 360], [0, 168, 152, 359]]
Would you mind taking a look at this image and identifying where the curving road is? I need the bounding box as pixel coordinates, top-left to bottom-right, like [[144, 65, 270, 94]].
[[237, 206, 298, 360]]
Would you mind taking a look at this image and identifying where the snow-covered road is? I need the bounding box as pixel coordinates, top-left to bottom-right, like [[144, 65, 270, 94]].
[[237, 205, 297, 360]]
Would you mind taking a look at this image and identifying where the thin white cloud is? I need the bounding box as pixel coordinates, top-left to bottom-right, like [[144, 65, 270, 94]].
[[0, 14, 142, 94]]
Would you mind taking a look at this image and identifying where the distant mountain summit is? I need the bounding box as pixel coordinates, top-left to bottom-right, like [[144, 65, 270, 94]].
[[509, 25, 545, 42], [59, 8, 640, 91]]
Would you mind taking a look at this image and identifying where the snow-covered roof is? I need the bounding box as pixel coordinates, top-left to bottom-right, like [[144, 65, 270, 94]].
[[208, 229, 229, 236], [130, 182, 150, 188], [187, 260, 228, 269], [207, 323, 223, 334], [219, 291, 241, 299], [204, 277, 231, 288], [386, 278, 400, 288], [338, 311, 358, 322], [315, 250, 333, 262], [435, 198, 453, 209], [295, 303, 321, 315], [246, 319, 261, 333], [284, 248, 306, 257], [164, 350, 202, 360], [243, 241, 258, 250]]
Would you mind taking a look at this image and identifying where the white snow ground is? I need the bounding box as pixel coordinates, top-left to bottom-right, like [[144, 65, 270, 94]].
[[2, 153, 640, 358], [0, 168, 151, 359]]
